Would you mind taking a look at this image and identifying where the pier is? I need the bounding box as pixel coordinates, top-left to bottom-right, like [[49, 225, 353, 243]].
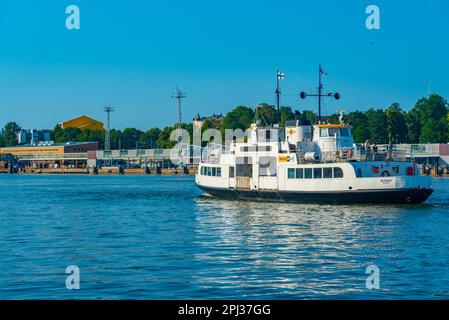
[[1, 144, 448, 176]]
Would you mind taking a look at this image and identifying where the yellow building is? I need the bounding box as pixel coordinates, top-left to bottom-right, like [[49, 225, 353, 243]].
[[59, 116, 104, 131], [0, 142, 99, 156]]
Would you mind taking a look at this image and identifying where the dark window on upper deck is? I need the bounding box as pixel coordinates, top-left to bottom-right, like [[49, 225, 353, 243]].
[[333, 167, 344, 178], [323, 167, 333, 179], [304, 168, 313, 179]]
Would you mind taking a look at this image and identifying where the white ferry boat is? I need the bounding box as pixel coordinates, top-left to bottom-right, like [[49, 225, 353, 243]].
[[195, 69, 433, 204]]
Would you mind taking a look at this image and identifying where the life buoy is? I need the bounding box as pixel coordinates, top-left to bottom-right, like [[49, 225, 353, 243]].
[[348, 148, 353, 158], [381, 170, 390, 177]]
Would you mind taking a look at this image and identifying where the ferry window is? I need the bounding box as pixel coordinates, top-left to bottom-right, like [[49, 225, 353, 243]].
[[392, 167, 399, 174], [266, 130, 271, 140], [323, 167, 332, 179], [320, 128, 328, 137], [212, 167, 217, 176], [201, 167, 205, 175], [288, 168, 295, 179], [313, 168, 322, 179], [304, 168, 313, 179], [339, 128, 350, 137], [258, 146, 272, 152], [217, 168, 221, 177], [328, 128, 338, 137], [241, 146, 257, 152], [334, 167, 344, 178], [296, 168, 304, 179], [259, 156, 277, 177], [207, 167, 212, 176], [229, 166, 235, 178]]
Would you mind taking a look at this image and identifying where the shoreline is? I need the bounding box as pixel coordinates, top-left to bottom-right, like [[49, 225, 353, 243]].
[[0, 167, 197, 176]]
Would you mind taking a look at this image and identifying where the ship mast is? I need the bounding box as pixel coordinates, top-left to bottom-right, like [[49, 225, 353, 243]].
[[300, 64, 341, 124], [275, 69, 285, 126], [275, 70, 281, 125]]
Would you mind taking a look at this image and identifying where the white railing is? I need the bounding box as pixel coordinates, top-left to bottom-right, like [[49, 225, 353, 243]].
[[17, 153, 87, 160]]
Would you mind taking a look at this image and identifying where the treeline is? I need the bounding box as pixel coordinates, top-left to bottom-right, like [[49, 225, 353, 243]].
[[1, 94, 448, 148], [197, 94, 449, 144]]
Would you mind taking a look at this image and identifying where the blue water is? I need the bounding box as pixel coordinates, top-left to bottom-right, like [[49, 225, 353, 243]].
[[0, 175, 449, 299]]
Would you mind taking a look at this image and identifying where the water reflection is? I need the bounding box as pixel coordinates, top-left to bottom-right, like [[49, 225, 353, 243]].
[[192, 196, 411, 298]]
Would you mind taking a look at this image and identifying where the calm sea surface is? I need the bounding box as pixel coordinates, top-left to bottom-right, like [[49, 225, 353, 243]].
[[1, 174, 449, 299]]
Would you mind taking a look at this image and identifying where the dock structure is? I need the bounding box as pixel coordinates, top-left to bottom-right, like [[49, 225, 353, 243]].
[[1, 142, 448, 176], [0, 146, 197, 175], [381, 144, 449, 175]]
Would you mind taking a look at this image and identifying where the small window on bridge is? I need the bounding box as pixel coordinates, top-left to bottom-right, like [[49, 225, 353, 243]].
[[320, 128, 328, 137], [328, 128, 338, 137], [339, 128, 350, 137]]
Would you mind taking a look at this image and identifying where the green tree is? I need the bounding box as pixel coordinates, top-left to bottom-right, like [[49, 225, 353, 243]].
[[323, 113, 340, 124], [3, 122, 21, 146], [121, 128, 143, 149], [385, 103, 408, 143], [0, 131, 5, 148], [411, 94, 448, 143], [139, 128, 161, 149], [365, 108, 388, 144], [109, 129, 122, 149], [221, 106, 255, 131], [347, 111, 370, 143], [301, 110, 317, 125], [86, 130, 105, 149], [405, 110, 421, 143], [255, 103, 276, 125], [279, 106, 295, 126], [420, 118, 448, 143], [157, 126, 176, 149]]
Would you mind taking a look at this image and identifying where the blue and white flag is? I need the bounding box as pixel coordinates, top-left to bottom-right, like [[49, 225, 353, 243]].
[[319, 66, 328, 76], [277, 71, 285, 80]]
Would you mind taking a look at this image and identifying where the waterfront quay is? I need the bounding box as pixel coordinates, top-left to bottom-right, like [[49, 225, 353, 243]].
[[0, 142, 198, 175], [1, 141, 449, 176]]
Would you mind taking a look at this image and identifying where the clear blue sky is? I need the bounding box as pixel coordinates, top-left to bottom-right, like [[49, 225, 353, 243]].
[[0, 0, 448, 130]]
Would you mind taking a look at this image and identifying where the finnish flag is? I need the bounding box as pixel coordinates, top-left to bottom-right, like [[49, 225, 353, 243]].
[[277, 71, 285, 80]]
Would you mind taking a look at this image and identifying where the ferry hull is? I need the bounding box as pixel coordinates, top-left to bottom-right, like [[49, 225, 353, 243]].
[[197, 185, 433, 204]]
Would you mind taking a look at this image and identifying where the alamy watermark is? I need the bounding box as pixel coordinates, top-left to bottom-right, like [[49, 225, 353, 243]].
[[65, 265, 80, 290], [365, 264, 380, 290], [365, 5, 380, 30], [66, 5, 80, 30]]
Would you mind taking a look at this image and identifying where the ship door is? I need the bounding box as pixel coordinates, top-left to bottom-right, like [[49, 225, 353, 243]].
[[235, 157, 252, 189]]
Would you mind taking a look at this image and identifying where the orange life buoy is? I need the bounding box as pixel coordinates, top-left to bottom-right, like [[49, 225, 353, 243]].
[[381, 170, 390, 177]]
